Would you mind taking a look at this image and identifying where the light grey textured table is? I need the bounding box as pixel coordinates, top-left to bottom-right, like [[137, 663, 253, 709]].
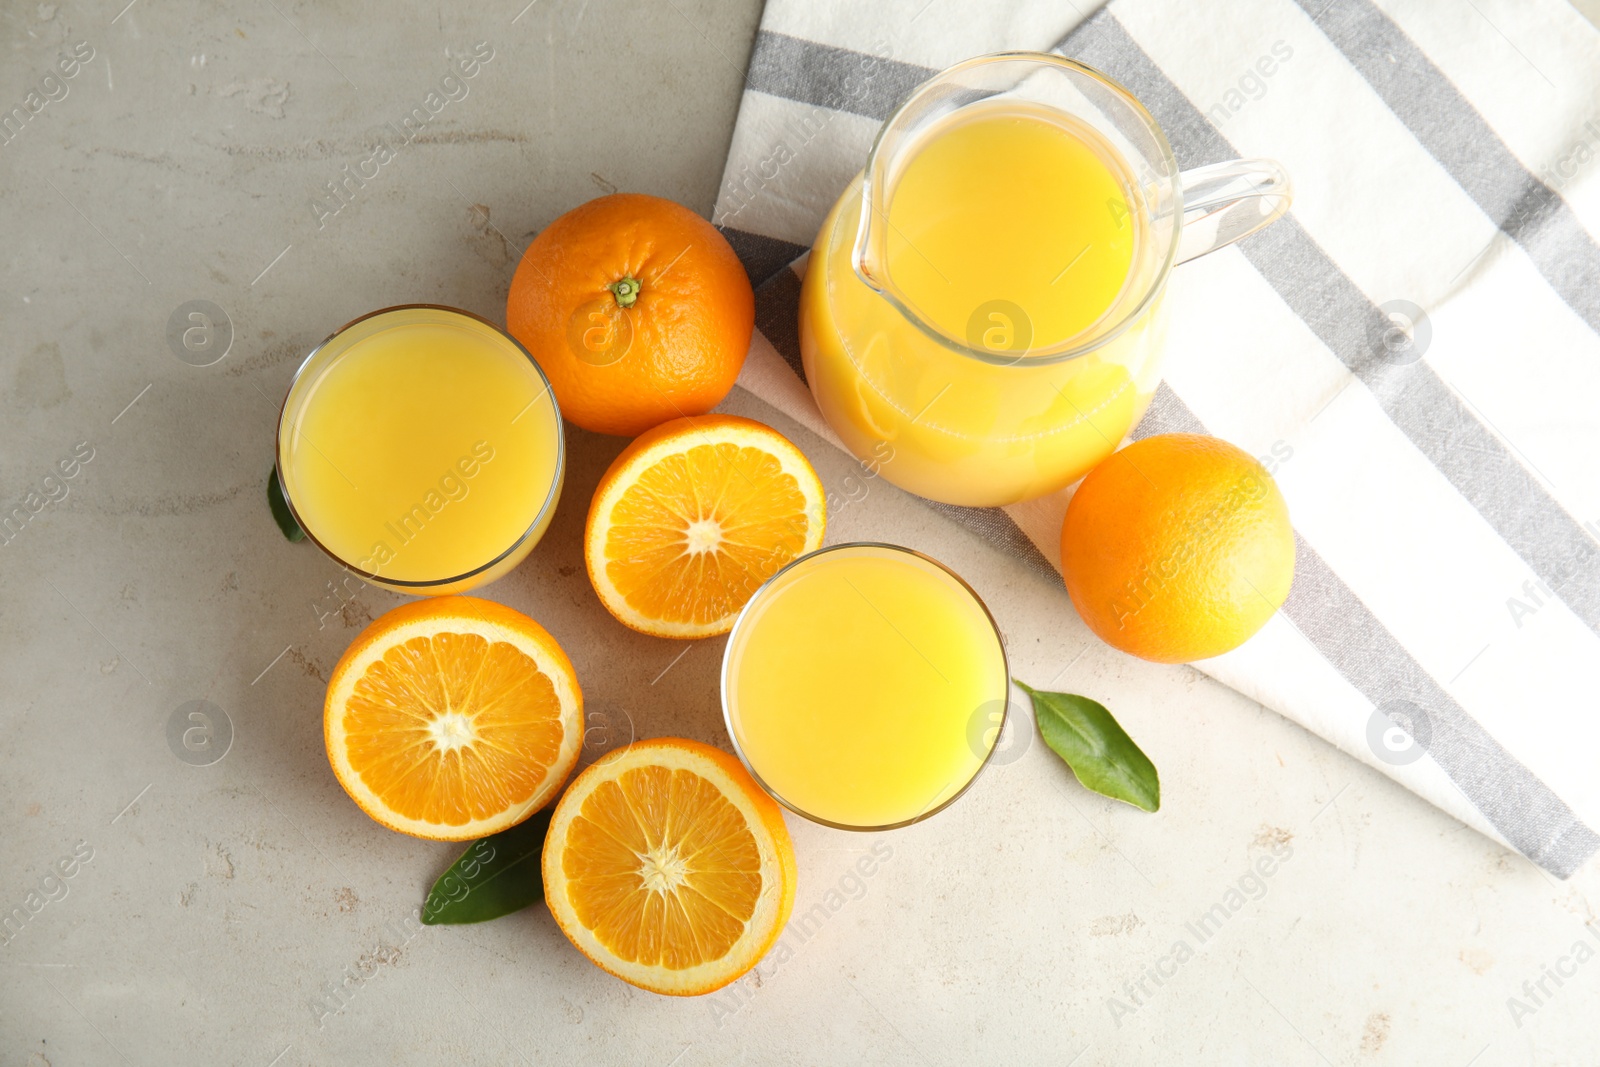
[[3, 2, 1598, 1065]]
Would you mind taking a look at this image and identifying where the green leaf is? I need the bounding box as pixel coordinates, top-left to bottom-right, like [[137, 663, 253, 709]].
[[267, 465, 305, 542], [1016, 680, 1160, 812], [421, 809, 552, 925]]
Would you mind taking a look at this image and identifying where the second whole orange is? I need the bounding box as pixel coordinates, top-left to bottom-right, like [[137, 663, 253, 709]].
[[506, 193, 755, 437], [1060, 433, 1295, 664]]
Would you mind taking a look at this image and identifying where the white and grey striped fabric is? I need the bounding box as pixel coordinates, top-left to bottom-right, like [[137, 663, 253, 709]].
[[712, 0, 1600, 877]]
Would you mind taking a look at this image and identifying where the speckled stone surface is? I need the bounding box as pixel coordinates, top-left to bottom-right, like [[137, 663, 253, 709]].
[[2, 2, 1598, 1065]]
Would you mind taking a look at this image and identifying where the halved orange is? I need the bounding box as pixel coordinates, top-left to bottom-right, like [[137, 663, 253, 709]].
[[324, 596, 583, 841], [585, 414, 826, 638], [542, 737, 796, 996]]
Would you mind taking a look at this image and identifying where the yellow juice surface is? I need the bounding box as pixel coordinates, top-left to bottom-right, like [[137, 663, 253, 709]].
[[724, 546, 1007, 828], [800, 105, 1167, 507], [886, 107, 1135, 348], [281, 312, 561, 589]]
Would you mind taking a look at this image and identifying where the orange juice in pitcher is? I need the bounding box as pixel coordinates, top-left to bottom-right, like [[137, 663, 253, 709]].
[[800, 53, 1292, 507]]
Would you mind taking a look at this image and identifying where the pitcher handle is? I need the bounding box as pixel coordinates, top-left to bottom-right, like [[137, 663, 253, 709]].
[[1174, 159, 1293, 265]]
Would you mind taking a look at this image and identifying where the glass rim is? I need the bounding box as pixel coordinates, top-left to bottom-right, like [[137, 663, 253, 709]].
[[719, 541, 1012, 832], [274, 303, 565, 590], [854, 49, 1182, 367]]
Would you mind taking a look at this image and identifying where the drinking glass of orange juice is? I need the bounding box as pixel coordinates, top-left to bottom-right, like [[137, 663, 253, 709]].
[[801, 52, 1292, 507], [276, 305, 564, 595], [722, 542, 1009, 830]]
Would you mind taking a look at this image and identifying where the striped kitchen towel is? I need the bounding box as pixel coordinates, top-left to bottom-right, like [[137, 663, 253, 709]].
[[712, 0, 1600, 877]]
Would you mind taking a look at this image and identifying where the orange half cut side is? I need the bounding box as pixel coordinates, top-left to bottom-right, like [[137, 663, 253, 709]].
[[324, 596, 583, 841], [585, 415, 826, 638], [542, 738, 796, 995]]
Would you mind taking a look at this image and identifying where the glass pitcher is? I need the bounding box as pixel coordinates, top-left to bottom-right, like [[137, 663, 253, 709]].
[[799, 52, 1292, 508]]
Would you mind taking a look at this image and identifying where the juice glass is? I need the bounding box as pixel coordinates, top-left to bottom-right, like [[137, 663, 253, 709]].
[[276, 305, 564, 595], [800, 52, 1293, 507], [721, 542, 1009, 830]]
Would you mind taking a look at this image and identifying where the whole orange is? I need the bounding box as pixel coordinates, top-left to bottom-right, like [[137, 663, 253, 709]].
[[1060, 433, 1294, 664], [506, 193, 754, 437]]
